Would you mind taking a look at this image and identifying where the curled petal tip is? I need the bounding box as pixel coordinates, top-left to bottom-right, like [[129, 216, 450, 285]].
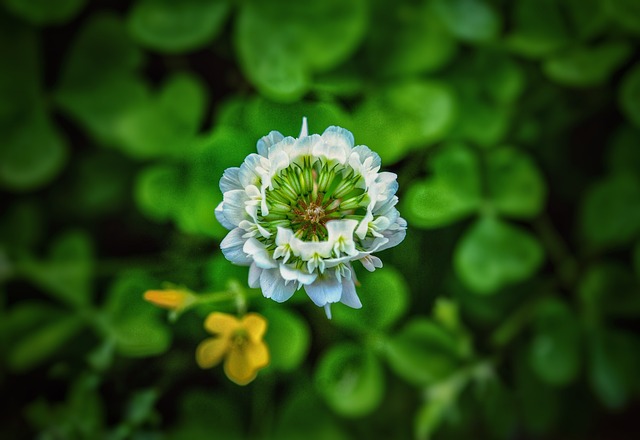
[[299, 116, 308, 138]]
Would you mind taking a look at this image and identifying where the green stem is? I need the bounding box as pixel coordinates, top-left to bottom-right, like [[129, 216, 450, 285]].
[[533, 214, 579, 289]]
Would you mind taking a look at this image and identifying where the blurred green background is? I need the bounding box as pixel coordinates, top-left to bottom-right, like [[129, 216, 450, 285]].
[[2, 0, 640, 438]]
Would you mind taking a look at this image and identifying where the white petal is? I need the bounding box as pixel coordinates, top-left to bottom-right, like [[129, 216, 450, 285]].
[[355, 210, 373, 240], [260, 268, 297, 303], [256, 131, 284, 157], [239, 153, 265, 187], [243, 238, 278, 269], [352, 145, 381, 169], [324, 304, 333, 319], [299, 116, 308, 138], [275, 227, 295, 246], [222, 189, 249, 227], [322, 126, 354, 149], [376, 219, 407, 252], [219, 167, 242, 193], [326, 218, 358, 238], [360, 255, 383, 272], [294, 239, 333, 260], [304, 276, 343, 307], [215, 201, 235, 230], [220, 228, 251, 266], [294, 134, 322, 160], [248, 262, 262, 288], [340, 277, 362, 309], [279, 263, 318, 285], [268, 149, 290, 175]]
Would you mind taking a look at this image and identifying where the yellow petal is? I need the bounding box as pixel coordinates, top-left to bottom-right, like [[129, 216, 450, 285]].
[[242, 313, 267, 343], [224, 347, 257, 385], [204, 312, 240, 337], [245, 340, 270, 369], [195, 337, 228, 369]]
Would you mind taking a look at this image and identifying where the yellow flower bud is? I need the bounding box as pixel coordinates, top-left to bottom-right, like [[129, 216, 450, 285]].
[[143, 289, 195, 311]]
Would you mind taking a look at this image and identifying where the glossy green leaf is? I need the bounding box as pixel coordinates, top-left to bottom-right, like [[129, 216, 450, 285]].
[[174, 180, 225, 238], [128, 0, 231, 53], [3, 0, 85, 25], [544, 42, 632, 87], [235, 0, 366, 101], [0, 109, 68, 192], [353, 80, 456, 163], [262, 307, 310, 372], [588, 329, 640, 409], [455, 216, 544, 294], [384, 318, 464, 386], [486, 147, 546, 218], [315, 343, 384, 417], [581, 174, 640, 249], [203, 254, 250, 293], [620, 63, 640, 128], [333, 266, 409, 331], [404, 144, 481, 229], [135, 164, 184, 222], [56, 74, 150, 145], [528, 299, 581, 386], [452, 95, 512, 148], [22, 231, 93, 308], [366, 0, 457, 77], [432, 0, 501, 44], [113, 73, 206, 159]]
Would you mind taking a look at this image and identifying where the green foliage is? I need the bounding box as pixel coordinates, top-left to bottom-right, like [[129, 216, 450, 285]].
[[384, 318, 467, 386], [315, 343, 384, 417], [235, 0, 367, 101], [528, 299, 581, 386], [353, 80, 456, 163], [2, 0, 640, 438], [261, 307, 310, 372], [581, 174, 640, 249], [128, 0, 231, 53], [455, 216, 544, 294], [333, 266, 409, 332]]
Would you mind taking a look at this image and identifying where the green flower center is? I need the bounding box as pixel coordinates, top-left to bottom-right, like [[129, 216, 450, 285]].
[[260, 156, 369, 240]]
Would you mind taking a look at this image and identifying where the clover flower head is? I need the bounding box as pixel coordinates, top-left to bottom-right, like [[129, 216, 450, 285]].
[[196, 312, 269, 385], [216, 118, 407, 318]]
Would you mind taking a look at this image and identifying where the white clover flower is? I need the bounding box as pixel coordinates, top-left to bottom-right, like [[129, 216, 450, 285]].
[[216, 117, 407, 318]]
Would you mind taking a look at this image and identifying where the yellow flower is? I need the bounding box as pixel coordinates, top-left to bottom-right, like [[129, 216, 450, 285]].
[[143, 288, 196, 311], [196, 312, 269, 385]]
